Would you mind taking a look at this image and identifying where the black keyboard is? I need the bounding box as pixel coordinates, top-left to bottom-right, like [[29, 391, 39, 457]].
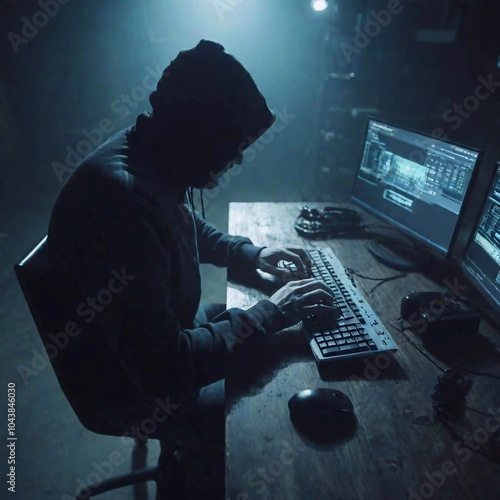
[[282, 247, 397, 364]]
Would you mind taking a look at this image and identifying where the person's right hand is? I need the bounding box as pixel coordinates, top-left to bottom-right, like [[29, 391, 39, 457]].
[[268, 278, 337, 329]]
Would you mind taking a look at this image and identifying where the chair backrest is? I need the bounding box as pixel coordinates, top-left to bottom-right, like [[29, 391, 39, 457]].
[[14, 236, 51, 338], [13, 236, 83, 396], [13, 236, 128, 435]]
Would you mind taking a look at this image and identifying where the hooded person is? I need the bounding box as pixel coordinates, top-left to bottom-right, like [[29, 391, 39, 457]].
[[46, 40, 331, 497], [145, 39, 277, 189]]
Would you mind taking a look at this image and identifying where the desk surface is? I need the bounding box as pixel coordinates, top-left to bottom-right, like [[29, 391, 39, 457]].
[[225, 202, 500, 500]]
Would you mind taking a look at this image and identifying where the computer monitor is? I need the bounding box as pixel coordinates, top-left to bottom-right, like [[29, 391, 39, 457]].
[[462, 163, 500, 312], [351, 118, 482, 269]]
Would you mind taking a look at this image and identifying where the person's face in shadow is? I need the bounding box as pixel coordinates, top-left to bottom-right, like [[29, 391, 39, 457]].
[[205, 152, 244, 189], [227, 153, 244, 169]]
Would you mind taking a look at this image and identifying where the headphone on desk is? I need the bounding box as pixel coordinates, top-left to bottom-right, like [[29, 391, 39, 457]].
[[294, 205, 363, 238]]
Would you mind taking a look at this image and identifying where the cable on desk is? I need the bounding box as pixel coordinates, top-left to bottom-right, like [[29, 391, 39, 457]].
[[438, 417, 500, 464], [362, 223, 411, 233], [464, 405, 500, 418], [454, 366, 500, 382], [436, 373, 500, 463], [344, 268, 406, 282], [388, 321, 446, 373], [389, 322, 500, 433], [345, 268, 407, 294], [390, 322, 500, 384]]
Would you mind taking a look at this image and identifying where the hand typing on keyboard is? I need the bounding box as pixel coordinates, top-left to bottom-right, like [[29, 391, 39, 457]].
[[302, 248, 398, 362], [255, 246, 312, 281], [268, 278, 338, 329]]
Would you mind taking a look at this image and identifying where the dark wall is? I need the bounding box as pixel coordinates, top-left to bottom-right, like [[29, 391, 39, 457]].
[[0, 0, 499, 279], [0, 0, 324, 198]]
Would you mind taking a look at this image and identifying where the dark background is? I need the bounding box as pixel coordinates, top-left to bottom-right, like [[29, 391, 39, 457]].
[[1, 0, 500, 284], [1, 1, 500, 498]]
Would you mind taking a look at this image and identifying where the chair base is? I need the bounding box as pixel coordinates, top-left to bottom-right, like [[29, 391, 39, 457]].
[[76, 442, 180, 499], [76, 467, 159, 498]]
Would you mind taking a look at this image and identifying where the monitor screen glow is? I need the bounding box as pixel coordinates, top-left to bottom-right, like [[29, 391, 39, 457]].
[[351, 119, 481, 255], [462, 165, 500, 311]]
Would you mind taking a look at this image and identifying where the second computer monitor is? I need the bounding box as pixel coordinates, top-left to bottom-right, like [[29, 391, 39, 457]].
[[462, 164, 500, 312], [351, 119, 481, 257]]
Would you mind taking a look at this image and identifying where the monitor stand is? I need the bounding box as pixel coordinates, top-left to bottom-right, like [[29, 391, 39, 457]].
[[367, 236, 427, 271]]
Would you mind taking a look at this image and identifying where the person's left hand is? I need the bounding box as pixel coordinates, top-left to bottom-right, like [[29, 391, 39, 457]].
[[255, 246, 313, 281]]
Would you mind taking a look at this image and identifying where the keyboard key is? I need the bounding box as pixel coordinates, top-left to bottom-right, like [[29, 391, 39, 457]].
[[322, 346, 340, 356], [306, 249, 395, 363], [338, 345, 369, 354]]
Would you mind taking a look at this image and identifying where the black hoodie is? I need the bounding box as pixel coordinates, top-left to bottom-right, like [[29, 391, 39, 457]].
[[46, 40, 285, 433]]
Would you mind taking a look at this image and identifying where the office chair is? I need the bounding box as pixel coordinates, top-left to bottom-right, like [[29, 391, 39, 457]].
[[14, 236, 178, 499]]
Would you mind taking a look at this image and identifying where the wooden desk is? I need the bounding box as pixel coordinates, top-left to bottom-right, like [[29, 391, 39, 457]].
[[225, 202, 500, 500]]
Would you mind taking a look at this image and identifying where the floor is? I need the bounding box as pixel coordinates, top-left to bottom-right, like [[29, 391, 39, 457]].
[[0, 159, 353, 499]]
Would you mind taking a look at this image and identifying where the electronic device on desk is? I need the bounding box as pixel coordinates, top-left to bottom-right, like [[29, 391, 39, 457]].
[[350, 118, 482, 271], [400, 291, 481, 341], [294, 205, 363, 238], [462, 162, 500, 316], [281, 247, 397, 364]]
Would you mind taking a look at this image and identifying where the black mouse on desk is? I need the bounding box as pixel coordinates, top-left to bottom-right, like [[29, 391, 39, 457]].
[[288, 388, 356, 441]]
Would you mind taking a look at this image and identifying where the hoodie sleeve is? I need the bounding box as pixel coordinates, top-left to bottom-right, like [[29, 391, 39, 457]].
[[73, 190, 285, 399], [195, 211, 265, 268]]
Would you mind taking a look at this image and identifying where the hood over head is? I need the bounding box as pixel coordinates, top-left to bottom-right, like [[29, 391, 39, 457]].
[[138, 39, 275, 188]]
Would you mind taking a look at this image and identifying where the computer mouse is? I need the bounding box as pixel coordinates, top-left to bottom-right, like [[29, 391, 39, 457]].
[[288, 388, 356, 439]]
